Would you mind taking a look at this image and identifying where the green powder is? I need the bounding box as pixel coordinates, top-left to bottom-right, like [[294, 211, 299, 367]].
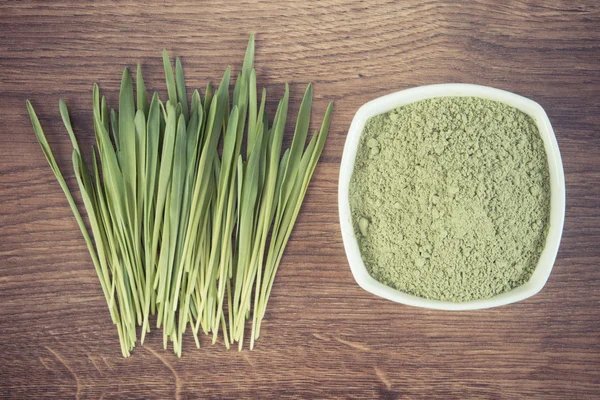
[[349, 97, 551, 302]]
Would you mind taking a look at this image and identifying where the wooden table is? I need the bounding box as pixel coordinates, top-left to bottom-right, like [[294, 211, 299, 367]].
[[1, 1, 599, 398]]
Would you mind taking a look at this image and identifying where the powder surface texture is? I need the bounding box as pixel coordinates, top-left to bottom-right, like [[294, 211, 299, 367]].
[[349, 97, 551, 302]]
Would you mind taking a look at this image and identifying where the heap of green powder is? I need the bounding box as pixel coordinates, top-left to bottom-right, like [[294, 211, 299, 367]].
[[349, 97, 551, 302]]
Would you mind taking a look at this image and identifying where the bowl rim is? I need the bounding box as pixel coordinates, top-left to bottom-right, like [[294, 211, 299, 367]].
[[338, 83, 566, 310]]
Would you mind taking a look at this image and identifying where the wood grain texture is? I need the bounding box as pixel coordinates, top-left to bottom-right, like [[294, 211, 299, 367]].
[[1, 0, 599, 398]]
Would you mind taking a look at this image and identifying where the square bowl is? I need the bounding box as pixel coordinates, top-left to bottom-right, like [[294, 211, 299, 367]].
[[338, 84, 565, 310]]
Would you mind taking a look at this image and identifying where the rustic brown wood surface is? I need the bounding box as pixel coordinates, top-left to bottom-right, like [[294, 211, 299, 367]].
[[1, 0, 599, 398]]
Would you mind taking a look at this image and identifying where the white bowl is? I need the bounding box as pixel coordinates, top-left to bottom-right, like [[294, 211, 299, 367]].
[[338, 84, 565, 310]]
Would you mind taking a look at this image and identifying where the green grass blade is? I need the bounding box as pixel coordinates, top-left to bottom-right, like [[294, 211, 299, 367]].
[[59, 99, 81, 153], [118, 68, 137, 217], [175, 57, 189, 122], [167, 114, 189, 312], [191, 89, 201, 118], [242, 33, 255, 74], [141, 95, 162, 341], [203, 82, 213, 120], [110, 108, 119, 153], [136, 63, 149, 116], [162, 49, 178, 104], [152, 101, 178, 299]]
